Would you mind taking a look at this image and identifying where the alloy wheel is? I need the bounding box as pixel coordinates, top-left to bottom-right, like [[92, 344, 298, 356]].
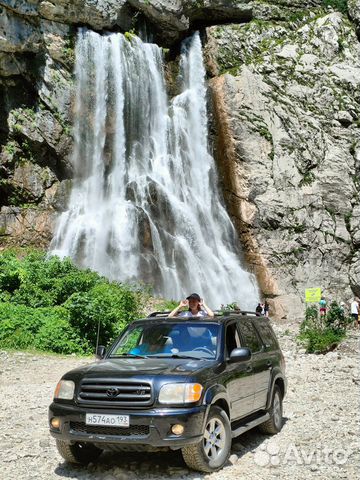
[[203, 417, 226, 460]]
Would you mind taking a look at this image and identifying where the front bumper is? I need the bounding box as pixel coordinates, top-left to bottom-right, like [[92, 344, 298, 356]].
[[49, 402, 208, 448]]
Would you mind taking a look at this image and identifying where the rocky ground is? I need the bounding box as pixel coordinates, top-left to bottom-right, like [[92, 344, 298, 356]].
[[0, 323, 359, 480]]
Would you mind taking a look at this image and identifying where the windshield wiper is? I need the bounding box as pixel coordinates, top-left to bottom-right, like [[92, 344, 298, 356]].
[[150, 354, 206, 360], [110, 353, 148, 359]]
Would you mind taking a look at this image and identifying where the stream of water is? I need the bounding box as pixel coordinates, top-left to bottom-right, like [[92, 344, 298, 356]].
[[50, 29, 259, 309]]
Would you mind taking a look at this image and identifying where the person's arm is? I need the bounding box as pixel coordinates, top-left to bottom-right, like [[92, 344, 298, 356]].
[[200, 299, 214, 317], [169, 299, 188, 317]]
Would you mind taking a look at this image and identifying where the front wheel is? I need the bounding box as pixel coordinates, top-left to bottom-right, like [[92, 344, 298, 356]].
[[56, 440, 103, 464], [181, 406, 231, 473], [258, 385, 283, 434]]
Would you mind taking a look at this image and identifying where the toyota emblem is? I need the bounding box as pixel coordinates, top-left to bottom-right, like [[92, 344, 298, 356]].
[[106, 387, 119, 397]]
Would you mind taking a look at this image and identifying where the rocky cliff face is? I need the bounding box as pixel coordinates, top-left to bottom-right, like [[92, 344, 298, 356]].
[[0, 0, 359, 319], [206, 8, 360, 318]]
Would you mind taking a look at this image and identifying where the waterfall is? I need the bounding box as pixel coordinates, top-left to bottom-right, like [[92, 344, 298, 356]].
[[50, 29, 259, 309]]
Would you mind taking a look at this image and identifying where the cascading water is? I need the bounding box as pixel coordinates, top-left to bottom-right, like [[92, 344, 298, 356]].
[[50, 29, 259, 309]]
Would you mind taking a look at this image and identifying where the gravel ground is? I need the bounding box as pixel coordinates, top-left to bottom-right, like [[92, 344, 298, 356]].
[[0, 324, 359, 480]]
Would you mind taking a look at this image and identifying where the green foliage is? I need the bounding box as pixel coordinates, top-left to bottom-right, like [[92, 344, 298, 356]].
[[34, 313, 85, 354], [153, 298, 179, 311], [322, 0, 348, 14], [124, 30, 136, 42], [298, 302, 351, 353], [292, 223, 306, 234], [220, 302, 241, 312], [65, 282, 142, 348], [300, 327, 345, 354], [0, 303, 83, 353], [299, 171, 315, 187], [0, 250, 146, 355], [4, 141, 17, 156]]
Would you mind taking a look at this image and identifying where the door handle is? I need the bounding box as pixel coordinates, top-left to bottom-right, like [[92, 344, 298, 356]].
[[246, 366, 252, 373]]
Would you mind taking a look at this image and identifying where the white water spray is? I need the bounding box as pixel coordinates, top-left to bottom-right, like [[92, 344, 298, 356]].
[[50, 29, 259, 309]]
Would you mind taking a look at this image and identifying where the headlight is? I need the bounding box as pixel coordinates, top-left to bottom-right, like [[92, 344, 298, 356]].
[[158, 383, 203, 404], [54, 380, 75, 400]]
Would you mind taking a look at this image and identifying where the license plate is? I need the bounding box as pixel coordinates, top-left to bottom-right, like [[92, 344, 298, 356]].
[[85, 414, 129, 427]]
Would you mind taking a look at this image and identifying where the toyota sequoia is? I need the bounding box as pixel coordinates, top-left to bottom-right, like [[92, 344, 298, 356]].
[[49, 311, 287, 472]]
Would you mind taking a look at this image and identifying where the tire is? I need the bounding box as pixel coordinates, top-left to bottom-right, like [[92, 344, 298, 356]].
[[258, 385, 283, 434], [181, 406, 231, 473], [56, 439, 103, 464]]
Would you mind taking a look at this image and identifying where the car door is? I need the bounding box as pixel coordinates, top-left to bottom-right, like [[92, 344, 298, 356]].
[[223, 321, 255, 419], [237, 320, 271, 411]]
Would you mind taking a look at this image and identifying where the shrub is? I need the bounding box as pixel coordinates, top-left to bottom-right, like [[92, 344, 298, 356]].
[[0, 303, 84, 353], [298, 302, 350, 353], [153, 299, 179, 312], [301, 328, 345, 354], [0, 253, 24, 293], [322, 0, 348, 14], [65, 282, 142, 348], [34, 313, 85, 355], [325, 301, 352, 333], [0, 250, 147, 355]]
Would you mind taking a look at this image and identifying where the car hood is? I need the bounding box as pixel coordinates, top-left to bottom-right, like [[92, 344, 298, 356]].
[[64, 357, 216, 379]]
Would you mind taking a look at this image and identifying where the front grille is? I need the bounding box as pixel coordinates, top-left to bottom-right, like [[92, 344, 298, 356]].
[[78, 378, 152, 407], [70, 422, 149, 437]]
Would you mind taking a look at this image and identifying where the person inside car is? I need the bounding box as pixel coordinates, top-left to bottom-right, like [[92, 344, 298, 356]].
[[168, 293, 214, 318]]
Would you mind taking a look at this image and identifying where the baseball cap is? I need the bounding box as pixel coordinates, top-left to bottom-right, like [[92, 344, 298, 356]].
[[186, 293, 201, 301]]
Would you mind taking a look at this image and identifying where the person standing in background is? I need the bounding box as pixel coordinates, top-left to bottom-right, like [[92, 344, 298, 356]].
[[264, 300, 270, 318], [319, 296, 327, 316], [255, 303, 263, 316], [350, 298, 359, 329]]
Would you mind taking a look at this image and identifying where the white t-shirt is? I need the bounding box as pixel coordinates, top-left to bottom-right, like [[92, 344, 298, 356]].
[[178, 310, 208, 317], [351, 301, 359, 315]]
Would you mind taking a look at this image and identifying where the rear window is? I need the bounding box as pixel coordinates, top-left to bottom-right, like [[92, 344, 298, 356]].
[[255, 322, 278, 349]]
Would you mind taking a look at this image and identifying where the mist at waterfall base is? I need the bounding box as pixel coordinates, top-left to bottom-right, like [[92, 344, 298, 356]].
[[50, 29, 259, 310]]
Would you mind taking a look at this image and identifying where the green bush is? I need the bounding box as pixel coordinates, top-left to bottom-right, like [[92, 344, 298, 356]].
[[0, 303, 83, 353], [153, 299, 179, 311], [322, 0, 348, 14], [65, 282, 142, 348], [34, 313, 85, 355], [301, 327, 345, 354], [298, 302, 350, 353], [0, 250, 146, 355]]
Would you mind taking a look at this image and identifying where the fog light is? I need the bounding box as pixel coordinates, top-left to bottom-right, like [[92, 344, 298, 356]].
[[51, 417, 61, 429], [171, 424, 184, 435]]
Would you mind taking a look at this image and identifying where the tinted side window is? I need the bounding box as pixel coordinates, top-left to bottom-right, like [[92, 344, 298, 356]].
[[238, 321, 263, 353], [225, 323, 241, 356], [256, 323, 278, 349]]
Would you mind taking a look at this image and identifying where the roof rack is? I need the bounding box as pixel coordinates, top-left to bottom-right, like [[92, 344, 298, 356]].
[[148, 310, 260, 318], [215, 310, 259, 316]]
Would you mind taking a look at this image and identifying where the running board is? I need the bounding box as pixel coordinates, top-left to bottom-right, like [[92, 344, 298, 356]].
[[231, 413, 270, 438]]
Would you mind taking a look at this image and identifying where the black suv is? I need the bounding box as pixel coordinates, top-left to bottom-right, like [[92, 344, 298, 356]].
[[49, 311, 286, 472]]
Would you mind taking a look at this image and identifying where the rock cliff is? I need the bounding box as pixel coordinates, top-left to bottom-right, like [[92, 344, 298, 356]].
[[0, 0, 359, 319]]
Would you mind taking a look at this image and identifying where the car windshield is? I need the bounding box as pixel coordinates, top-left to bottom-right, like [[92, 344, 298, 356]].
[[110, 322, 220, 359]]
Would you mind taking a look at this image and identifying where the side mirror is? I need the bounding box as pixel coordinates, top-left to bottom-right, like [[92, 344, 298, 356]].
[[96, 345, 106, 360], [229, 347, 252, 363]]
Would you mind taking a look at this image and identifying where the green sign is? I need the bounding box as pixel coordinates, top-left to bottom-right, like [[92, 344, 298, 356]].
[[305, 288, 322, 303]]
